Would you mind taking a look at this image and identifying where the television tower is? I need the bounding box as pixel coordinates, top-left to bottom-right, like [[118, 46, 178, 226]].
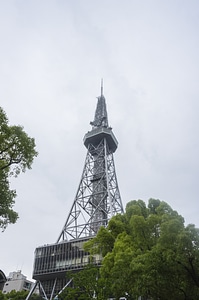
[[26, 83, 123, 300]]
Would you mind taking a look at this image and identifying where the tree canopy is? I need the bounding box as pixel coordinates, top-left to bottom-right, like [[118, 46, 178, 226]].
[[59, 264, 111, 300], [0, 107, 38, 230], [0, 290, 42, 300], [84, 199, 199, 300]]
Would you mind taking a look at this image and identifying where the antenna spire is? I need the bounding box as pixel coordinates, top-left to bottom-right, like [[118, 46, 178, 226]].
[[101, 78, 103, 96]]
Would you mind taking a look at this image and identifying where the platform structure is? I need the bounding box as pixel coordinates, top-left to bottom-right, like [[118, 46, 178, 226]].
[[26, 84, 123, 300]]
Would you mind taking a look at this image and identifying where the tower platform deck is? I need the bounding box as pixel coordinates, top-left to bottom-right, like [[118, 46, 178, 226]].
[[84, 127, 118, 153], [33, 237, 101, 281]]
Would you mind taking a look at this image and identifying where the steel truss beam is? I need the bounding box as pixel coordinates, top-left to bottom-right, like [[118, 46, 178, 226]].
[[57, 138, 123, 242], [27, 90, 124, 300]]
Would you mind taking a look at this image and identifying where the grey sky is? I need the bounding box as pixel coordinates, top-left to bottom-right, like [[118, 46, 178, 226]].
[[1, 0, 199, 280]]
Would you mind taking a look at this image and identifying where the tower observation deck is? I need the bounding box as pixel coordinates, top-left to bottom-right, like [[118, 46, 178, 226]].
[[26, 84, 123, 300]]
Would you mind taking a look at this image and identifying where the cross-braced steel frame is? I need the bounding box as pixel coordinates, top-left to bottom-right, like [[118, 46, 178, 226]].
[[26, 89, 124, 300], [26, 278, 73, 300], [57, 137, 123, 242]]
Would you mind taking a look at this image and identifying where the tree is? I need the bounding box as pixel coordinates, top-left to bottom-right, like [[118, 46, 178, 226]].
[[0, 290, 42, 300], [59, 264, 111, 300], [85, 199, 199, 300], [0, 107, 38, 230]]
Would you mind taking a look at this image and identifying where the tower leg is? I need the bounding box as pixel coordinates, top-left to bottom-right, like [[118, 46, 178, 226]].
[[54, 278, 73, 299], [39, 281, 49, 300], [50, 278, 57, 300], [25, 281, 39, 300]]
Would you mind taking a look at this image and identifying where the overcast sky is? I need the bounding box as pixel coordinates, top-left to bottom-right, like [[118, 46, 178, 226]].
[[1, 0, 199, 281]]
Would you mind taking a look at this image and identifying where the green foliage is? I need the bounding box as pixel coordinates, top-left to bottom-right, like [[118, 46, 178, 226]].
[[0, 291, 6, 300], [84, 226, 115, 257], [85, 199, 199, 299], [59, 264, 111, 300], [0, 290, 42, 300], [0, 107, 38, 230]]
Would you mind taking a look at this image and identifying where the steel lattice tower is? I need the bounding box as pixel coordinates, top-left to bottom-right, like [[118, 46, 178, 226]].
[[26, 84, 123, 300], [57, 85, 123, 242]]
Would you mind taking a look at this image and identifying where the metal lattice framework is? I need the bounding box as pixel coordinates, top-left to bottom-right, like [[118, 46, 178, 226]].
[[26, 86, 124, 300], [57, 136, 123, 242]]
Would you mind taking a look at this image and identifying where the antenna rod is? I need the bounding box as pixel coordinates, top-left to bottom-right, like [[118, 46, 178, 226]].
[[101, 78, 103, 96]]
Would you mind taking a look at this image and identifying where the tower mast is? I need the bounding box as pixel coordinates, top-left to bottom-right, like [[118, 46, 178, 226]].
[[27, 84, 123, 300], [57, 83, 123, 242]]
